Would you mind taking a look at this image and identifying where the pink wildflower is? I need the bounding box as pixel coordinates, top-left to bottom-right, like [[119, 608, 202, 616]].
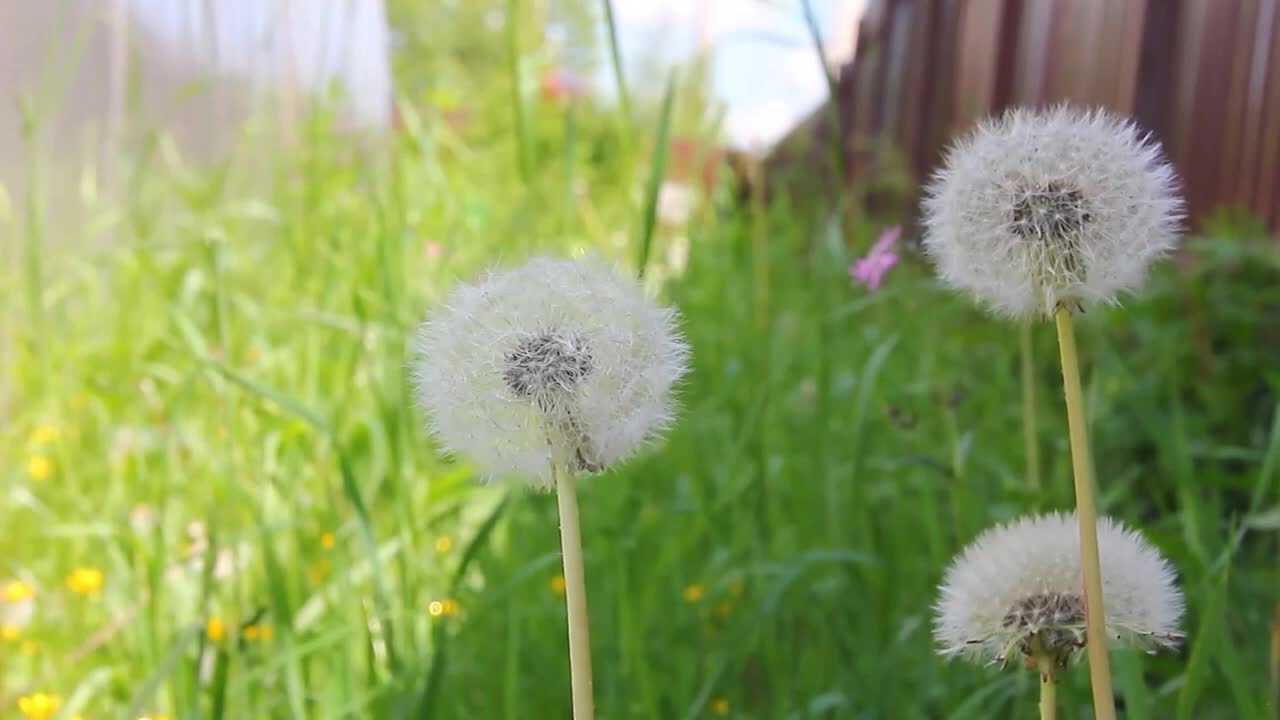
[[849, 226, 901, 290]]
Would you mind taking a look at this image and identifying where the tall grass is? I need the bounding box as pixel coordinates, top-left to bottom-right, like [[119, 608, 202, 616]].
[[1, 16, 1278, 720]]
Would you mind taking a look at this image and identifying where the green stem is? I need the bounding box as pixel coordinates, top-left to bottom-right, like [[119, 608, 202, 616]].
[[553, 461, 594, 719], [1021, 319, 1041, 492], [1037, 654, 1057, 720], [1053, 306, 1116, 720]]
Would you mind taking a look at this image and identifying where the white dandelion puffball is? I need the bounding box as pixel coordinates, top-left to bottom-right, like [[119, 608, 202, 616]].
[[413, 255, 689, 488], [934, 512, 1184, 667], [922, 105, 1183, 318]]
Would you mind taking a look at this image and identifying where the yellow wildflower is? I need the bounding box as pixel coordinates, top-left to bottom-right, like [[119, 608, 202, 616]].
[[3, 579, 34, 602], [66, 567, 104, 594], [1, 622, 20, 640], [242, 624, 273, 641], [434, 535, 453, 553], [710, 697, 730, 716], [205, 616, 226, 641], [25, 455, 52, 480], [307, 557, 332, 584], [428, 598, 460, 617], [17, 692, 60, 720], [29, 425, 59, 444], [682, 583, 705, 603], [320, 532, 336, 550], [20, 639, 38, 654], [550, 574, 566, 595]]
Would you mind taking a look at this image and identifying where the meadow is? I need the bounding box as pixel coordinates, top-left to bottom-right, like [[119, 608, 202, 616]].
[[2, 9, 1279, 719]]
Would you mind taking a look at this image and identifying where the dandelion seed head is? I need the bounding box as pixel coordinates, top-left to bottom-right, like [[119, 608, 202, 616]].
[[922, 105, 1183, 318], [934, 512, 1184, 666], [413, 255, 689, 488]]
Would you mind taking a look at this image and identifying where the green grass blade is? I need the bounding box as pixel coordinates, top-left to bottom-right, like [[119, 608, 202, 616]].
[[637, 72, 676, 277], [600, 0, 631, 120]]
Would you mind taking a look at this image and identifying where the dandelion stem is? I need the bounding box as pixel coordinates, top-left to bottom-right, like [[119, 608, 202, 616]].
[[1053, 305, 1116, 720], [1037, 654, 1057, 720], [553, 459, 595, 720], [1021, 318, 1041, 492]]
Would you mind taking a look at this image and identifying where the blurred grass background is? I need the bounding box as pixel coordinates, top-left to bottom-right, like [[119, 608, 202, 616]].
[[1, 1, 1279, 718]]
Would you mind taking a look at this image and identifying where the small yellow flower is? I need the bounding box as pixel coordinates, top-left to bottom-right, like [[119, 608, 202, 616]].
[[20, 639, 38, 654], [710, 697, 730, 716], [25, 455, 52, 480], [682, 583, 705, 603], [320, 532, 336, 550], [66, 567, 104, 594], [429, 598, 460, 617], [242, 623, 273, 641], [1, 622, 20, 640], [29, 425, 59, 444], [713, 599, 734, 618], [307, 557, 332, 584], [3, 579, 34, 602], [205, 616, 226, 641], [17, 692, 61, 720], [550, 574, 566, 595], [434, 535, 453, 554]]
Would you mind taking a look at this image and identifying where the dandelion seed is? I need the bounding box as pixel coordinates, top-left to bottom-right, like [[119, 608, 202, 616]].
[[934, 512, 1184, 667], [25, 455, 52, 480], [682, 584, 705, 603], [922, 106, 1183, 318], [412, 255, 689, 487], [66, 567, 104, 595]]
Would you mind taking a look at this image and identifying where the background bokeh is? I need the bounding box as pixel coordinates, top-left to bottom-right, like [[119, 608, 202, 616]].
[[0, 1, 1277, 718]]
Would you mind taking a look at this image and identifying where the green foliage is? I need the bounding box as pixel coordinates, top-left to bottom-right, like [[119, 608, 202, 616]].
[[0, 7, 1276, 720]]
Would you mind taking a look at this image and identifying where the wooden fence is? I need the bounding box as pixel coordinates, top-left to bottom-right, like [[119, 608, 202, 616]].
[[765, 0, 1280, 231]]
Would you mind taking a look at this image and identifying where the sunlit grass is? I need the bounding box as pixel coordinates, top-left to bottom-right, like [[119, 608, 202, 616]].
[[2, 24, 1279, 720]]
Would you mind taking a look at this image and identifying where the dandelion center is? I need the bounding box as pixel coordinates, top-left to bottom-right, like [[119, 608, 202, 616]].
[[502, 331, 594, 399], [1009, 182, 1091, 243], [1000, 591, 1086, 663]]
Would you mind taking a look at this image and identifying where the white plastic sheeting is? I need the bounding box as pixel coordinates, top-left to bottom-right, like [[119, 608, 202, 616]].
[[127, 0, 392, 128]]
